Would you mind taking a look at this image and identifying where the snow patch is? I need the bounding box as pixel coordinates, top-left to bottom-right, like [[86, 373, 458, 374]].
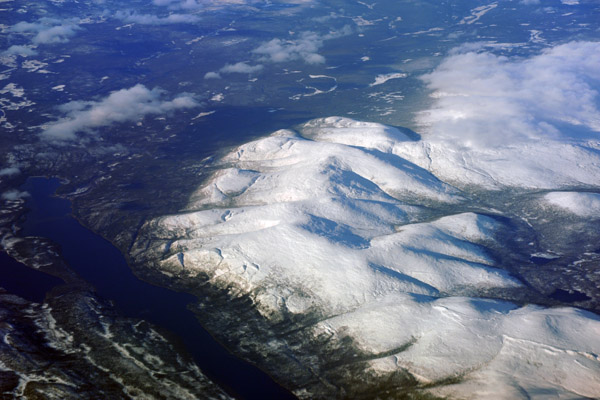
[[191, 110, 215, 120], [210, 93, 224, 102], [369, 72, 407, 87], [460, 3, 498, 25], [21, 59, 50, 73]]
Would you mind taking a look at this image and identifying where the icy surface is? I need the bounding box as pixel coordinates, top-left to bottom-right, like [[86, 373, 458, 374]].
[[139, 117, 600, 399]]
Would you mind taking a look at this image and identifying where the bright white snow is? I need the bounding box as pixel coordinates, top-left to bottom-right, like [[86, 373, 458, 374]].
[[459, 3, 498, 25], [137, 116, 600, 399], [369, 72, 407, 87]]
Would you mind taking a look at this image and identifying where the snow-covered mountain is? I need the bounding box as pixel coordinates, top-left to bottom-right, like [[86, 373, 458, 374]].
[[133, 116, 600, 399]]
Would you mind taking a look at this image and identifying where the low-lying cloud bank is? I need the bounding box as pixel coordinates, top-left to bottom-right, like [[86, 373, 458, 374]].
[[42, 84, 199, 141], [393, 40, 600, 188]]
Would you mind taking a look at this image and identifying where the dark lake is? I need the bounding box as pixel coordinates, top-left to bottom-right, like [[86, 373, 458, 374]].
[[0, 251, 63, 303], [17, 176, 296, 400], [550, 288, 591, 303]]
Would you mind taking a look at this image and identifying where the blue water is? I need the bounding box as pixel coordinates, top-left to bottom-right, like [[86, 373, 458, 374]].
[[19, 176, 296, 400], [0, 252, 63, 303], [550, 288, 591, 303]]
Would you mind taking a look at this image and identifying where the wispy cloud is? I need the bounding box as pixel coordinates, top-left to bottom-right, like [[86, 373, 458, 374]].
[[11, 18, 81, 45], [42, 84, 199, 142], [153, 0, 204, 9], [204, 71, 221, 79], [220, 62, 264, 74], [0, 167, 21, 177], [1, 45, 37, 57], [153, 0, 247, 10], [204, 61, 263, 79], [1, 190, 29, 201], [153, 0, 314, 12], [204, 26, 351, 79], [253, 32, 325, 64], [115, 10, 200, 25], [252, 26, 352, 65]]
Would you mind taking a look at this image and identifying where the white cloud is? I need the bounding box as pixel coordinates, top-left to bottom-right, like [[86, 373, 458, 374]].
[[42, 84, 199, 142], [204, 71, 221, 79], [153, 0, 313, 9], [11, 18, 81, 45], [220, 62, 263, 74], [205, 61, 263, 80], [1, 45, 38, 56], [417, 41, 600, 147], [1, 190, 29, 201], [252, 27, 351, 65], [115, 11, 200, 25], [253, 33, 325, 64], [153, 0, 247, 10], [391, 41, 600, 189], [0, 167, 21, 177], [153, 0, 203, 9], [33, 25, 80, 44]]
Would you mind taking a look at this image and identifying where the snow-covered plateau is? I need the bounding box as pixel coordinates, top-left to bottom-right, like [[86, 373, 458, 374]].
[[133, 116, 600, 399]]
